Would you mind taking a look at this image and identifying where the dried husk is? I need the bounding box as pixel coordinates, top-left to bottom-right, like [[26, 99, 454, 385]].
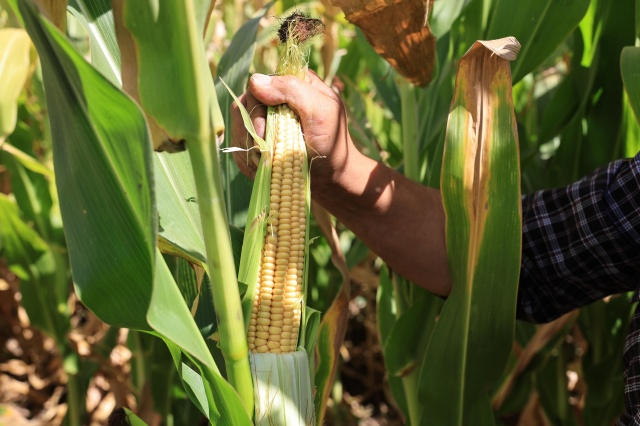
[[329, 0, 435, 86]]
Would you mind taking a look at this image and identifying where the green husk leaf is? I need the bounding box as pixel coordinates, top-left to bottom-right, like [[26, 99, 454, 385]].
[[250, 350, 315, 425], [219, 78, 266, 150]]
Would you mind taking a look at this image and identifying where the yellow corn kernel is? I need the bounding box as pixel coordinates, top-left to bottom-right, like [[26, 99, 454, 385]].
[[248, 104, 306, 354]]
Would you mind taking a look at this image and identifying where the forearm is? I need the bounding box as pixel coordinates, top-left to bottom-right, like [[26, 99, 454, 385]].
[[235, 73, 452, 295], [311, 145, 452, 296]]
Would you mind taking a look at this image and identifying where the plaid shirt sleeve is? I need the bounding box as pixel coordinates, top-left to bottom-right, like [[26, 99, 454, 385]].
[[513, 152, 640, 424], [516, 152, 640, 323]]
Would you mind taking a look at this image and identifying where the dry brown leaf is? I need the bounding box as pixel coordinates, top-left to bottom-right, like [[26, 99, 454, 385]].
[[478, 37, 521, 61], [0, 403, 35, 426], [329, 0, 435, 86], [33, 0, 68, 31], [0, 359, 30, 376], [0, 374, 30, 400], [492, 311, 579, 410]]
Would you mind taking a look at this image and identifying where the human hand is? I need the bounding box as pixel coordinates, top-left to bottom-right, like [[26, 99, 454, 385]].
[[230, 70, 355, 194], [231, 70, 451, 296]]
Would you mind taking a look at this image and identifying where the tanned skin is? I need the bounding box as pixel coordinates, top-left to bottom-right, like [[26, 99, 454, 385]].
[[231, 71, 452, 297]]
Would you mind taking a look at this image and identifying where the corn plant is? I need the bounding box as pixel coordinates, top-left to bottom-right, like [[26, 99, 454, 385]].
[[234, 12, 323, 424], [3, 0, 338, 424], [339, 0, 639, 424], [9, 0, 253, 423], [3, 0, 640, 424]]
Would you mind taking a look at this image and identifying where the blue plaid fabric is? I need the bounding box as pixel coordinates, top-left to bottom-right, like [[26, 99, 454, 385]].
[[515, 152, 640, 424]]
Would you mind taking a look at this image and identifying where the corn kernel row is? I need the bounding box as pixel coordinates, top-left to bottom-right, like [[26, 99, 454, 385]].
[[248, 105, 305, 353]]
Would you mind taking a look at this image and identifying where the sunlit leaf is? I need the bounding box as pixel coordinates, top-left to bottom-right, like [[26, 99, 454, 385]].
[[68, 0, 121, 84], [0, 142, 53, 177], [621, 46, 640, 127], [487, 0, 590, 82], [18, 0, 155, 330], [155, 150, 207, 266], [419, 37, 522, 425], [123, 408, 148, 426], [162, 336, 252, 425], [216, 3, 272, 227], [0, 28, 31, 139], [112, 0, 220, 150]]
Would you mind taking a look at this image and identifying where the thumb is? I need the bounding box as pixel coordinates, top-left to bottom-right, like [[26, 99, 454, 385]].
[[248, 73, 325, 120]]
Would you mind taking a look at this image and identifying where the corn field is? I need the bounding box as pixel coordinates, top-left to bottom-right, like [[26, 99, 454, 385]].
[[0, 0, 638, 425]]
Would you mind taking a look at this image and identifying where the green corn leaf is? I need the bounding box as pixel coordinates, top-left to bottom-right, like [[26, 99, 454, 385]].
[[155, 8, 266, 262], [579, 0, 611, 67], [537, 355, 574, 425], [0, 145, 54, 240], [576, 0, 634, 175], [623, 91, 640, 158], [112, 0, 253, 408], [0, 194, 70, 341], [419, 38, 522, 426], [381, 274, 444, 424], [537, 58, 595, 146], [164, 340, 214, 420], [354, 29, 401, 122], [383, 287, 442, 378], [216, 3, 272, 227], [122, 408, 148, 426], [113, 0, 221, 146], [429, 0, 467, 38], [155, 150, 208, 267], [67, 0, 121, 84], [580, 296, 633, 426], [487, 0, 590, 82], [162, 337, 252, 425], [621, 46, 640, 127], [0, 142, 54, 178], [17, 0, 155, 330], [147, 253, 215, 375], [66, 0, 251, 272], [376, 265, 409, 418], [0, 163, 69, 343], [312, 203, 350, 425]]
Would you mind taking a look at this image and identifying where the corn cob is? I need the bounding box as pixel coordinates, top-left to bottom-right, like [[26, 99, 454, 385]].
[[246, 13, 323, 356], [238, 12, 324, 425], [248, 104, 306, 353]]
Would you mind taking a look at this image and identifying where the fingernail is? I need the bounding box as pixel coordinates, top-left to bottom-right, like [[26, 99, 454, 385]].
[[252, 73, 272, 86]]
